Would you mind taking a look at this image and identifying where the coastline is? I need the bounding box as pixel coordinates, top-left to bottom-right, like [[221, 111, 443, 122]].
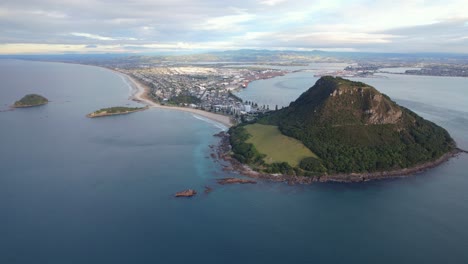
[[86, 106, 149, 118], [112, 69, 234, 128], [215, 132, 465, 184], [318, 148, 463, 183], [12, 102, 48, 108], [17, 61, 463, 184]]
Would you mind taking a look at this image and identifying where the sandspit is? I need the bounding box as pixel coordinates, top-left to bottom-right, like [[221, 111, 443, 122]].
[[115, 70, 234, 128]]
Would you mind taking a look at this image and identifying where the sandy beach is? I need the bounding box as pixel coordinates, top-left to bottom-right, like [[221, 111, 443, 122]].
[[116, 70, 234, 128]]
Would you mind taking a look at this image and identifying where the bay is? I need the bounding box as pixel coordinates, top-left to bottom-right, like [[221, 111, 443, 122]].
[[1, 60, 468, 263]]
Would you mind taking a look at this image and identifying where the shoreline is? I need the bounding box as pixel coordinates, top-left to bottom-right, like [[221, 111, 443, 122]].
[[86, 106, 149, 118], [112, 69, 234, 128], [215, 132, 465, 184], [318, 148, 463, 183], [12, 102, 48, 108]]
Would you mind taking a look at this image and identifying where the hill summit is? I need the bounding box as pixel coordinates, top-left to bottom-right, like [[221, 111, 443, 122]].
[[13, 94, 48, 108], [230, 76, 456, 177], [286, 76, 403, 126]]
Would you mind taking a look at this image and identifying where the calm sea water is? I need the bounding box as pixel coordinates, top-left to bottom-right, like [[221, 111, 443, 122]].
[[1, 60, 468, 264]]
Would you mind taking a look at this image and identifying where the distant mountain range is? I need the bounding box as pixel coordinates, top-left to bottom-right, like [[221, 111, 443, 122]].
[[2, 49, 468, 65]]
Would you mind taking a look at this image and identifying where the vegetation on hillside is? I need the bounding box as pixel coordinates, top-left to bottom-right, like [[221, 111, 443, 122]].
[[229, 125, 321, 176], [229, 125, 265, 165], [230, 77, 455, 176], [14, 94, 48, 107], [244, 124, 317, 167], [87, 106, 147, 117]]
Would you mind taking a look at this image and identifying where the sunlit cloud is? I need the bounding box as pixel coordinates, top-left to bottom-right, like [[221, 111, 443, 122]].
[[197, 11, 255, 31], [0, 43, 121, 54], [259, 0, 286, 6], [70, 32, 116, 41], [70, 32, 139, 41]]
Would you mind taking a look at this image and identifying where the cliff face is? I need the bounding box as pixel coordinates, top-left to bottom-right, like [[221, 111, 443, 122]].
[[284, 76, 404, 127], [365, 93, 402, 125], [258, 76, 455, 174], [327, 86, 402, 125]]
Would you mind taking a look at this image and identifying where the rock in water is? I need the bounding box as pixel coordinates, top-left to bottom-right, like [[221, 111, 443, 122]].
[[175, 189, 197, 197], [204, 186, 213, 194]]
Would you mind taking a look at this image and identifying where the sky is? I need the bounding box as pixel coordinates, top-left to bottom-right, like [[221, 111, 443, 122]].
[[0, 0, 467, 54]]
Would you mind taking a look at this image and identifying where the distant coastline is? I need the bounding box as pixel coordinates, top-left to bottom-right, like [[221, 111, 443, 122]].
[[112, 69, 234, 128]]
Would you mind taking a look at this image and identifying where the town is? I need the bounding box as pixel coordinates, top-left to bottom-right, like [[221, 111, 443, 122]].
[[117, 66, 287, 123]]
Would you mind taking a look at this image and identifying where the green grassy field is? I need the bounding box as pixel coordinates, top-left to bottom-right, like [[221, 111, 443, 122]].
[[244, 124, 317, 167]]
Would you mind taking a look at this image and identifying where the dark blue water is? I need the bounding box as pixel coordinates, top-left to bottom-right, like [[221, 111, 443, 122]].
[[1, 60, 468, 263]]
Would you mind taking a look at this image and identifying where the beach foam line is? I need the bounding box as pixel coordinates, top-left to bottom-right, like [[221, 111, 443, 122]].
[[116, 72, 137, 98], [191, 114, 228, 131]]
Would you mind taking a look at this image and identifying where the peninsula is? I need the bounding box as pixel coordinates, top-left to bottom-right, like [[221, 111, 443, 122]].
[[13, 94, 48, 108], [228, 76, 458, 182], [87, 106, 148, 118], [124, 71, 234, 127]]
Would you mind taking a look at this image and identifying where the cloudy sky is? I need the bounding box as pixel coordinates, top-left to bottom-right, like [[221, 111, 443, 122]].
[[0, 0, 467, 54]]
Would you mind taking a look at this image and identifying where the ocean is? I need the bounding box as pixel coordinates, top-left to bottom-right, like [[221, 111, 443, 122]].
[[1, 60, 467, 263]]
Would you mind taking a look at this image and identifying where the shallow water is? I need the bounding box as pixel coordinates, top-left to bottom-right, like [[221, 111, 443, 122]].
[[1, 60, 468, 263]]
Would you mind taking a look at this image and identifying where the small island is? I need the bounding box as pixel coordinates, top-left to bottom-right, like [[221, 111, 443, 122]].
[[13, 94, 48, 108], [87, 106, 148, 118]]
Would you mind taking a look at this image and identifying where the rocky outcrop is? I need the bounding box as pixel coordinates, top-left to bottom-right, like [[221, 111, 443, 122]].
[[366, 93, 402, 124], [217, 178, 257, 185], [214, 127, 463, 185], [458, 148, 468, 154], [204, 186, 213, 194], [175, 189, 197, 197], [213, 132, 225, 137], [318, 148, 461, 182]]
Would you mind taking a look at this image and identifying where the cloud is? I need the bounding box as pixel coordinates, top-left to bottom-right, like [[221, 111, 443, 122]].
[[0, 0, 467, 54], [0, 43, 106, 54], [259, 0, 286, 6], [371, 18, 468, 52], [197, 10, 255, 31], [70, 32, 116, 41]]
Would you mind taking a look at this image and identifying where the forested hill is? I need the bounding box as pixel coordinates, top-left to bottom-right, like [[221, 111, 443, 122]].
[[255, 76, 455, 174]]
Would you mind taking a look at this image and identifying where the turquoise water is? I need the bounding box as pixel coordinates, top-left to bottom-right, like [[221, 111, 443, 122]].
[[1, 60, 468, 263]]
